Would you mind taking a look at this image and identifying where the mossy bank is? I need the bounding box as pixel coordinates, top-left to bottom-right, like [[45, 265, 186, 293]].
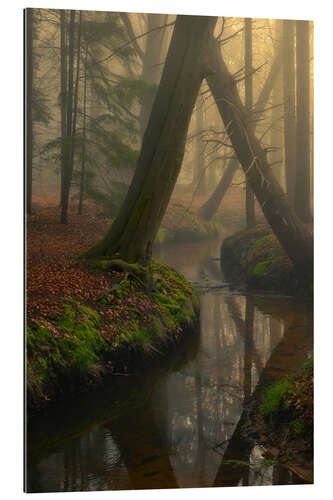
[[26, 260, 199, 413], [220, 224, 311, 295]]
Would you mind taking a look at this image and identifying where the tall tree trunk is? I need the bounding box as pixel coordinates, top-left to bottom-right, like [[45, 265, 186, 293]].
[[206, 38, 313, 283], [25, 9, 33, 214], [61, 10, 76, 224], [78, 43, 88, 216], [244, 18, 256, 228], [283, 19, 296, 207], [295, 20, 312, 222], [59, 9, 68, 209], [199, 47, 283, 221], [270, 20, 284, 187], [85, 15, 217, 265]]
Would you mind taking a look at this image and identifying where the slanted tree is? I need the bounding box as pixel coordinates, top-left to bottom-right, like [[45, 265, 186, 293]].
[[199, 46, 283, 221], [206, 36, 313, 283], [85, 15, 217, 267]]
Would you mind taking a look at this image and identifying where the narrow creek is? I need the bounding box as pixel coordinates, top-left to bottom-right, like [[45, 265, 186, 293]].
[[26, 237, 313, 492]]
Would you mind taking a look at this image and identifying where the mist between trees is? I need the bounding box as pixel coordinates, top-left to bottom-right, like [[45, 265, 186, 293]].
[[25, 10, 313, 282]]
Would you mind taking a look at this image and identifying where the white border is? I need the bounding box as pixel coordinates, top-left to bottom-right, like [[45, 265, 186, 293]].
[[1, 1, 332, 499]]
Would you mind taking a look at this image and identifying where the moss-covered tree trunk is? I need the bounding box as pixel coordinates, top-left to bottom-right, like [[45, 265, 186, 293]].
[[85, 15, 217, 265], [206, 38, 313, 283]]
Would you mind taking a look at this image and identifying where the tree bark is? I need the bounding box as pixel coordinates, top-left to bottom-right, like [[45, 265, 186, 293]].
[[25, 9, 33, 214], [206, 38, 312, 282], [283, 19, 296, 207], [85, 15, 217, 265], [295, 20, 312, 222], [78, 42, 88, 215], [59, 9, 68, 210], [61, 10, 76, 224], [244, 18, 256, 228], [199, 46, 282, 221]]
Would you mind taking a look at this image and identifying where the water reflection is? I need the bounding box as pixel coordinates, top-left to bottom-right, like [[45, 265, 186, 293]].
[[26, 239, 313, 492]]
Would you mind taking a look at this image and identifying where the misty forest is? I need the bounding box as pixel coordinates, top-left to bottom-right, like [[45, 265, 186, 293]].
[[25, 9, 313, 492]]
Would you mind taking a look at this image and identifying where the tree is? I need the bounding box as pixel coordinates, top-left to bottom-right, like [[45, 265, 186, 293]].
[[283, 19, 296, 206], [85, 15, 217, 266], [244, 18, 256, 228], [198, 46, 283, 221], [206, 37, 313, 282], [295, 20, 312, 222], [26, 9, 34, 214]]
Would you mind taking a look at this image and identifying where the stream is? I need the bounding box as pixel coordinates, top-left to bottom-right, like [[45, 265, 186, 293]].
[[26, 237, 313, 492]]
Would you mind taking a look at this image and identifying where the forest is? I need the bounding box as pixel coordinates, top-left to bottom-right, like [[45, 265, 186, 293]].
[[25, 8, 313, 493]]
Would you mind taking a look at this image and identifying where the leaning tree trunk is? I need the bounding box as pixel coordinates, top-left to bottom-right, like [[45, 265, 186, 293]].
[[199, 45, 283, 221], [85, 15, 217, 266], [25, 8, 33, 214], [244, 18, 256, 228], [295, 20, 312, 222], [206, 38, 313, 282]]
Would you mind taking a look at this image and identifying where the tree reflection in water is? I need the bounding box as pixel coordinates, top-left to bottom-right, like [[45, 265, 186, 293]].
[[27, 241, 313, 492]]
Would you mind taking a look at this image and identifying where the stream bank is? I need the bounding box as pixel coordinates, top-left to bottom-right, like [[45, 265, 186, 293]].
[[27, 259, 199, 413], [220, 224, 312, 296]]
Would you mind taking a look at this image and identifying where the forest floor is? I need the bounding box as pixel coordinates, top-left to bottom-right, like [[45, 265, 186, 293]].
[[26, 202, 199, 411]]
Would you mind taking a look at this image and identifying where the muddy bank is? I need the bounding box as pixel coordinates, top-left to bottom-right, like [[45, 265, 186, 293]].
[[220, 224, 312, 295], [27, 260, 199, 414]]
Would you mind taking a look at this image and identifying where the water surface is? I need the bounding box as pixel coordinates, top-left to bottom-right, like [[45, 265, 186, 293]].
[[26, 238, 313, 492]]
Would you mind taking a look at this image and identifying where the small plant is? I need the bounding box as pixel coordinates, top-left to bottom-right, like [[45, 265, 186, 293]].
[[260, 377, 292, 420]]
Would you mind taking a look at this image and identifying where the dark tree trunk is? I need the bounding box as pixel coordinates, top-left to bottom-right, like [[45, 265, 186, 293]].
[[199, 46, 283, 221], [78, 43, 88, 216], [270, 20, 284, 187], [283, 19, 296, 207], [59, 9, 68, 209], [61, 10, 76, 224], [295, 20, 312, 222], [85, 15, 217, 265], [206, 38, 313, 283], [25, 9, 33, 214], [244, 18, 256, 228]]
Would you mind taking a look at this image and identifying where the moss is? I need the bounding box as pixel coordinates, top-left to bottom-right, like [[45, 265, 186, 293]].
[[253, 261, 269, 275], [260, 377, 292, 421], [221, 224, 301, 294]]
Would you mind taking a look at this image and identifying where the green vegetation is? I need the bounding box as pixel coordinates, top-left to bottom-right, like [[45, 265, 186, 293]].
[[260, 355, 313, 435], [260, 377, 292, 421]]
